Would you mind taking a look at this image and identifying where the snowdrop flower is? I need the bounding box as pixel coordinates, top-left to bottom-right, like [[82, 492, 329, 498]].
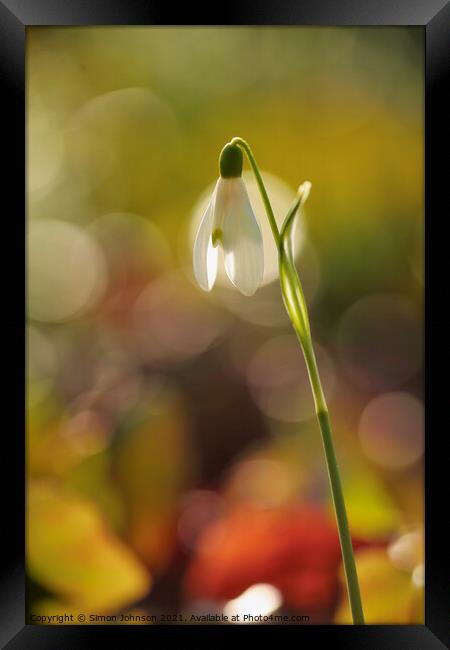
[[191, 135, 365, 623], [193, 143, 263, 296]]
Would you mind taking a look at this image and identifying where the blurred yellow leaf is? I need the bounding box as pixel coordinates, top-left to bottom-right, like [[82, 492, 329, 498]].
[[335, 548, 424, 624], [64, 450, 125, 532], [27, 398, 96, 479], [27, 481, 151, 612], [341, 467, 400, 539]]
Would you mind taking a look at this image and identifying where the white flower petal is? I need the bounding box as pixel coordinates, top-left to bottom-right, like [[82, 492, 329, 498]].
[[222, 179, 264, 296], [212, 177, 231, 233], [193, 187, 219, 291]]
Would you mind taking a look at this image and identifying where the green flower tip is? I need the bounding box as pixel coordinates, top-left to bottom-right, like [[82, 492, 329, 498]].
[[219, 143, 243, 178], [212, 227, 223, 247]]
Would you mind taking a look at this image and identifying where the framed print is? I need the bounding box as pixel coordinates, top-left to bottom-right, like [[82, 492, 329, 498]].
[[1, 0, 449, 647]]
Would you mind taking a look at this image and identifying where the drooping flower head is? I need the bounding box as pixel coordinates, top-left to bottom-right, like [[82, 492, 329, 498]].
[[193, 143, 264, 296]]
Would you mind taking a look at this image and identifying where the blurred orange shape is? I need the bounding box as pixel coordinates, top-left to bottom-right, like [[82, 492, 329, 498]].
[[27, 481, 151, 612], [276, 570, 337, 608], [184, 505, 346, 611]]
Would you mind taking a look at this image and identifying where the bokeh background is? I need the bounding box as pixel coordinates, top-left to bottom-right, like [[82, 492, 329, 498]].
[[26, 27, 424, 624]]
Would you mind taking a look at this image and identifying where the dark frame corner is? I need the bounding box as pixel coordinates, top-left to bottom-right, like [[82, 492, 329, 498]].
[[1, 0, 449, 647]]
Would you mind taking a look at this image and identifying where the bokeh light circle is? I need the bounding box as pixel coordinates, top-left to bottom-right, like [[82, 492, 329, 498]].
[[28, 219, 107, 322], [223, 584, 282, 622], [224, 458, 296, 508], [247, 334, 336, 422], [358, 392, 424, 469], [388, 531, 423, 572], [66, 87, 179, 199], [132, 273, 224, 364], [28, 112, 64, 197]]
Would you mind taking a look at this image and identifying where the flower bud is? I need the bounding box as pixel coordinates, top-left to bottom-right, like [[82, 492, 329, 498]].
[[219, 143, 243, 178]]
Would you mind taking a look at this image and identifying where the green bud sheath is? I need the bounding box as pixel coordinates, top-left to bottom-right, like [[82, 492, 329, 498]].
[[219, 143, 243, 178]]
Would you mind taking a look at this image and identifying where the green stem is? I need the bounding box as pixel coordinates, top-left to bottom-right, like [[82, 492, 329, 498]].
[[231, 137, 280, 247], [302, 344, 365, 624], [234, 136, 365, 624]]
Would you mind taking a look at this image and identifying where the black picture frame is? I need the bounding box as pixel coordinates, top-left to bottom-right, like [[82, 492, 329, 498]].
[[1, 1, 448, 647]]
